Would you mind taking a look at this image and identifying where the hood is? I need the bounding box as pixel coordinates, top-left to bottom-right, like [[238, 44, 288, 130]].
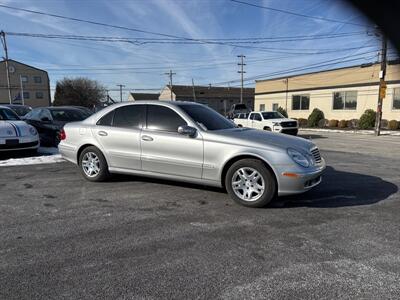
[[206, 127, 315, 153], [0, 120, 33, 137], [266, 118, 297, 123]]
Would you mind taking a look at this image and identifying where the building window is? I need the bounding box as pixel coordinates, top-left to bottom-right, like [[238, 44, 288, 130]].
[[36, 92, 44, 99], [20, 75, 28, 83], [292, 94, 310, 110], [34, 76, 42, 83], [393, 88, 400, 110], [272, 103, 279, 111], [333, 91, 357, 110], [259, 104, 265, 111], [23, 92, 30, 99]]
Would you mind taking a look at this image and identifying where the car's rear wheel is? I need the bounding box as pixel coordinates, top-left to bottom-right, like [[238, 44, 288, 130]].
[[225, 159, 276, 208], [79, 146, 109, 182]]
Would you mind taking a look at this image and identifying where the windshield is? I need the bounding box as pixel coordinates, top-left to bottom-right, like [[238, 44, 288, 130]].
[[50, 109, 89, 122], [0, 108, 21, 121], [262, 112, 285, 119], [178, 104, 236, 131]]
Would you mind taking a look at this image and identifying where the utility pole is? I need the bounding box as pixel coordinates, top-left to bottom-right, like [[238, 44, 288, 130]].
[[238, 54, 246, 103], [116, 84, 125, 102], [284, 78, 289, 111], [164, 70, 176, 100], [19, 75, 25, 106], [191, 78, 196, 102], [1, 31, 12, 104], [375, 32, 387, 136]]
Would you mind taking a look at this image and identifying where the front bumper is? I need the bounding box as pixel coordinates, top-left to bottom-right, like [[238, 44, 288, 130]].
[[0, 137, 40, 151], [273, 126, 299, 135], [277, 161, 326, 196]]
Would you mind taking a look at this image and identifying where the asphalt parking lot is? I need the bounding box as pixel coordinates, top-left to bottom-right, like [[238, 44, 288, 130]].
[[1, 131, 399, 299]]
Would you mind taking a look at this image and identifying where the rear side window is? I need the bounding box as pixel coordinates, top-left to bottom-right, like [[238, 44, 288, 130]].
[[97, 110, 114, 126], [113, 105, 145, 128], [147, 105, 186, 132]]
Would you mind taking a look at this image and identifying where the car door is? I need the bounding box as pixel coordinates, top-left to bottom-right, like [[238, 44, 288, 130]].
[[92, 105, 145, 170], [140, 104, 203, 179], [251, 113, 263, 129]]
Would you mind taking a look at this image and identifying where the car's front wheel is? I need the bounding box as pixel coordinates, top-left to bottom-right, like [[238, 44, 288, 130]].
[[79, 146, 110, 182], [225, 159, 276, 207]]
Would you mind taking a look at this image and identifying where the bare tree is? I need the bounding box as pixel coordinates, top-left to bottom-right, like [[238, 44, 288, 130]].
[[53, 77, 106, 108]]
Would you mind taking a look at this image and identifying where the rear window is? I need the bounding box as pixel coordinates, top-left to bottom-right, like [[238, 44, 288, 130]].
[[50, 109, 88, 122]]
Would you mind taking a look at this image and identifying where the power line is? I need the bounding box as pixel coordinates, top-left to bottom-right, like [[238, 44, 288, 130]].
[[212, 50, 378, 86], [230, 0, 370, 28]]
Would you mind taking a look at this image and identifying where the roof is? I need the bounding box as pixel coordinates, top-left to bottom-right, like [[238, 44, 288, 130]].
[[129, 92, 160, 100], [168, 85, 254, 99], [255, 61, 400, 95], [0, 59, 49, 74]]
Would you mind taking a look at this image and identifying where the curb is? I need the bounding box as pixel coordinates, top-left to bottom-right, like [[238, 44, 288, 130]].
[[299, 128, 400, 136]]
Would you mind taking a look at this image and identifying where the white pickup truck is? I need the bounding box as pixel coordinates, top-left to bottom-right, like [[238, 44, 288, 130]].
[[234, 111, 299, 135]]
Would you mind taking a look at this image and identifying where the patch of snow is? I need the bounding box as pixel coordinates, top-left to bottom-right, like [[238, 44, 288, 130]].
[[0, 154, 64, 167]]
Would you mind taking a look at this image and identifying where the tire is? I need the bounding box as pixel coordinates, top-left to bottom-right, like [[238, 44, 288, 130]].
[[225, 159, 276, 208], [264, 126, 271, 131], [78, 146, 110, 182]]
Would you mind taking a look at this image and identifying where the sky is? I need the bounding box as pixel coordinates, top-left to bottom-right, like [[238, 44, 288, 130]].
[[0, 0, 397, 101]]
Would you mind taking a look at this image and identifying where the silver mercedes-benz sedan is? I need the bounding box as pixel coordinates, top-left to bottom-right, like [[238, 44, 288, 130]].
[[59, 101, 325, 207]]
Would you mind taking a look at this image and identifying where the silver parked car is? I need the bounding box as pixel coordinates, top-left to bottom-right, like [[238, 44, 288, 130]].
[[59, 101, 325, 207]]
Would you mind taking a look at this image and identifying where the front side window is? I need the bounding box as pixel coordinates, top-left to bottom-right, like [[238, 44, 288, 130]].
[[253, 113, 262, 121], [333, 91, 357, 110], [178, 104, 235, 131], [113, 105, 145, 128], [292, 94, 310, 110], [393, 88, 400, 110], [147, 105, 186, 132]]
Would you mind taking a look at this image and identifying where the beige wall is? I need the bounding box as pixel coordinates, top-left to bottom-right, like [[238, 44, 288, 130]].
[[255, 84, 400, 121], [159, 86, 176, 101], [255, 63, 400, 121], [0, 60, 50, 107]]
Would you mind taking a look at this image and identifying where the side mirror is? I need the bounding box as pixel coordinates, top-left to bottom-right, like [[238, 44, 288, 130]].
[[178, 125, 197, 138]]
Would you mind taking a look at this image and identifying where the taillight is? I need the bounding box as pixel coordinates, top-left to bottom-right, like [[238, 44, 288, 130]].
[[59, 129, 66, 140]]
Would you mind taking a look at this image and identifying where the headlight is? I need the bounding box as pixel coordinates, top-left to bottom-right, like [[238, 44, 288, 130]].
[[287, 148, 310, 167], [29, 126, 37, 136], [273, 122, 281, 126]]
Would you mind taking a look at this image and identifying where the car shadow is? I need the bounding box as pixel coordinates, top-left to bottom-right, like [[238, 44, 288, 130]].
[[275, 166, 398, 208], [108, 174, 224, 193]]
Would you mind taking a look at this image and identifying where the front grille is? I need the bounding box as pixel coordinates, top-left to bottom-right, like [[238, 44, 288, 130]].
[[0, 141, 38, 150], [281, 121, 297, 128], [311, 147, 322, 163], [281, 128, 298, 135]]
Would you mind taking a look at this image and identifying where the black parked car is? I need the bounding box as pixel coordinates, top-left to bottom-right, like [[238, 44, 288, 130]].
[[23, 106, 91, 146], [4, 104, 32, 117]]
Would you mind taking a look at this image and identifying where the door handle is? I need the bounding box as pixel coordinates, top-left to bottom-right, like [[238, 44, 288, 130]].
[[141, 135, 153, 141], [98, 131, 108, 136]]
